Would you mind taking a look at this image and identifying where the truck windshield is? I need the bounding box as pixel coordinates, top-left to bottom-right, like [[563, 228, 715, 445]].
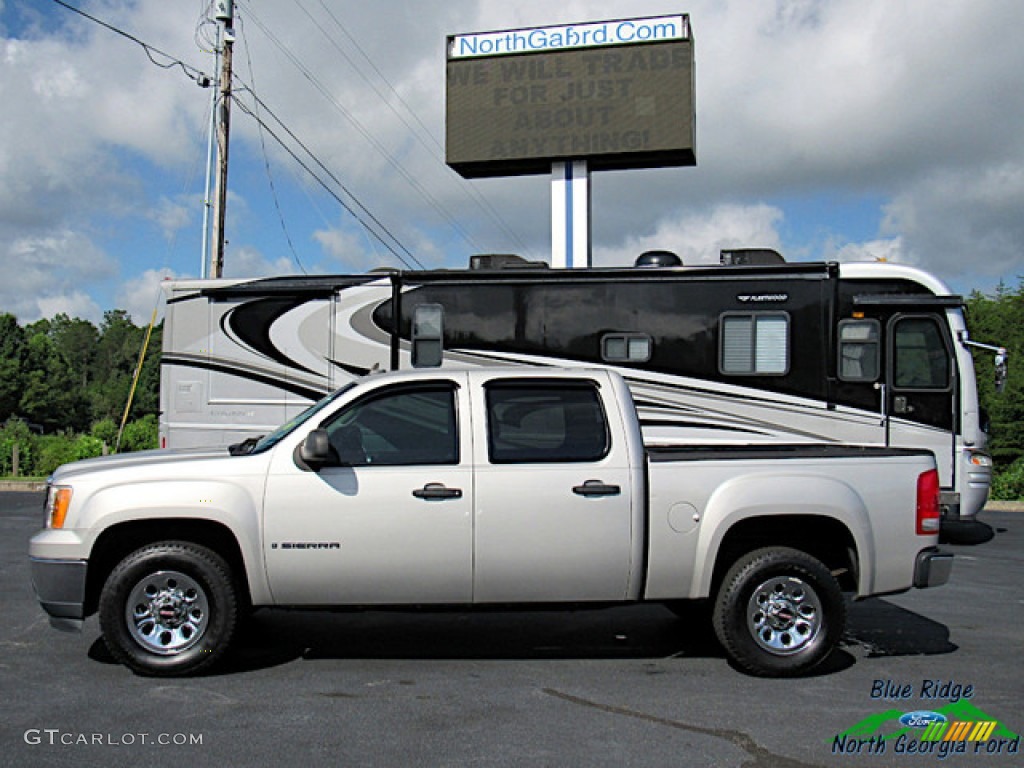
[[249, 382, 358, 455]]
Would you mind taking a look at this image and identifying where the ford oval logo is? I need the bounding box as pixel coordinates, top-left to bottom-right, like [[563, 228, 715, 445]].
[[899, 711, 948, 729]]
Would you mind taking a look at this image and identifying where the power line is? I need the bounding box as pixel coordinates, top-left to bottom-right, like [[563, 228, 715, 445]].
[[50, 0, 422, 271], [306, 0, 529, 253], [237, 1, 484, 257], [50, 0, 211, 86], [231, 87, 424, 270], [237, 15, 306, 275]]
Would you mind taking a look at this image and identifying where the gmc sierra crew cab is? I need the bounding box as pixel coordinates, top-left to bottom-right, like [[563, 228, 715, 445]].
[[30, 368, 952, 677]]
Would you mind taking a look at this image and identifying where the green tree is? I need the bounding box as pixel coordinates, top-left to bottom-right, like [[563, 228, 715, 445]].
[[89, 309, 141, 422], [119, 414, 158, 452], [0, 418, 34, 476], [50, 313, 98, 390], [19, 321, 91, 432], [0, 313, 26, 422], [91, 418, 118, 448], [131, 321, 163, 417], [967, 280, 1024, 468]]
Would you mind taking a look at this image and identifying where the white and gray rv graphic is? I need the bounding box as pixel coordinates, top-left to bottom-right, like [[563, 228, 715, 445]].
[[160, 255, 991, 523]]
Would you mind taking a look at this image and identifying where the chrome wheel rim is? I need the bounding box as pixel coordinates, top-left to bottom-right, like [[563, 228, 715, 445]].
[[125, 570, 208, 655], [747, 575, 822, 655]]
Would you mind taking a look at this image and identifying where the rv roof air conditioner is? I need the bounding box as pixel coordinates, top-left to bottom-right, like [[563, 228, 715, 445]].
[[469, 254, 549, 270], [720, 248, 786, 266], [635, 251, 683, 268]]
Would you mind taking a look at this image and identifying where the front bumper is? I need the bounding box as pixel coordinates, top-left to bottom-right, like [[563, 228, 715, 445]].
[[29, 557, 87, 632], [913, 548, 954, 589]]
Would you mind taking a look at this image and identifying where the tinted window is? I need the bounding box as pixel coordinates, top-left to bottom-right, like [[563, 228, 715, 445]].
[[486, 383, 609, 464], [720, 313, 789, 375], [602, 333, 653, 363], [838, 319, 880, 382], [893, 317, 950, 390], [323, 385, 458, 466]]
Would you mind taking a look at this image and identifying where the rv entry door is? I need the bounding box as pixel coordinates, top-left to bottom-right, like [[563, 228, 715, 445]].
[[885, 313, 957, 488]]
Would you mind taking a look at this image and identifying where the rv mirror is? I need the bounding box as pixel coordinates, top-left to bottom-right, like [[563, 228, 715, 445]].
[[960, 335, 1008, 395], [995, 347, 1008, 394]]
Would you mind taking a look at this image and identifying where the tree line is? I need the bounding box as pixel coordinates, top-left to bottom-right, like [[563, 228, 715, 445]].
[[965, 280, 1024, 499], [0, 310, 161, 477], [0, 281, 1021, 497]]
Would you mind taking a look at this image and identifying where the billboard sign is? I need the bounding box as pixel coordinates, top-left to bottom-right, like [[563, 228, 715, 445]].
[[446, 14, 695, 179]]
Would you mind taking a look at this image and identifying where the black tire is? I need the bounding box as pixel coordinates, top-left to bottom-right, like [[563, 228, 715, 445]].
[[99, 541, 238, 676], [712, 547, 845, 677]]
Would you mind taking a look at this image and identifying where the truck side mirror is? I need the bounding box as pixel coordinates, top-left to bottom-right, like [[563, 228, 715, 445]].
[[296, 429, 332, 471], [412, 303, 444, 368]]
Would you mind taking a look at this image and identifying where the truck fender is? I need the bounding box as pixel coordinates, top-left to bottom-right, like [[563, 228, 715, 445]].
[[77, 479, 272, 606], [689, 472, 875, 599]]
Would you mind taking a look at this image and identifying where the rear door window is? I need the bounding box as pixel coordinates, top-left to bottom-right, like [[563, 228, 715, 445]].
[[485, 382, 609, 464]]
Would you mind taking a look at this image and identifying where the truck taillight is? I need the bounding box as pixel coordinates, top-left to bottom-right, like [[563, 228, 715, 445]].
[[916, 469, 941, 535]]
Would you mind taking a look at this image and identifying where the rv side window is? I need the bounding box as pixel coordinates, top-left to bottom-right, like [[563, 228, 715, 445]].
[[601, 333, 652, 363], [892, 316, 950, 390], [719, 313, 789, 375], [838, 319, 881, 382]]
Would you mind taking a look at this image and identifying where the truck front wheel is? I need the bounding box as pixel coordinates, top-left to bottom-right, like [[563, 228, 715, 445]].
[[713, 547, 845, 677], [99, 541, 238, 676]]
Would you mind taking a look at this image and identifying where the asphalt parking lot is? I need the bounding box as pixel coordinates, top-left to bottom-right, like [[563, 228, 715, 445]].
[[1, 491, 1020, 768]]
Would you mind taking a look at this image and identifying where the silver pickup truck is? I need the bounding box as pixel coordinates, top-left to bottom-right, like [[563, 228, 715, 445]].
[[30, 367, 952, 677]]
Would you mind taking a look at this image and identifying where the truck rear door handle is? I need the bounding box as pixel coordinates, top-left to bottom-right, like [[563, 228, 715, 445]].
[[412, 483, 463, 500], [572, 480, 621, 497]]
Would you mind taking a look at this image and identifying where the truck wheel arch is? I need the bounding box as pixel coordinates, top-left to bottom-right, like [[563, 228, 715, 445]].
[[691, 474, 874, 599], [84, 519, 251, 617], [707, 514, 860, 598]]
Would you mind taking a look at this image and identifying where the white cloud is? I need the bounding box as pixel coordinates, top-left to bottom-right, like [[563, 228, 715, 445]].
[[880, 163, 1024, 284], [0, 229, 115, 323], [313, 225, 389, 272], [115, 267, 178, 326], [149, 196, 195, 241], [595, 203, 784, 267], [827, 236, 905, 266], [36, 291, 103, 324], [1, 0, 1023, 321], [223, 245, 298, 280]]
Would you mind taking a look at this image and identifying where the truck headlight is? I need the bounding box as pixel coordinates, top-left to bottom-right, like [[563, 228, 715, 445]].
[[968, 452, 992, 467], [45, 486, 73, 529]]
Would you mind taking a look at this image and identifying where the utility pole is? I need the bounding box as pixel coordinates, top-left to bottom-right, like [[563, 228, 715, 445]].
[[199, 24, 219, 279], [210, 0, 234, 278]]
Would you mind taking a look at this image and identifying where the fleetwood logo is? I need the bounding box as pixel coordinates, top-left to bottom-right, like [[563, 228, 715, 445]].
[[737, 293, 789, 303]]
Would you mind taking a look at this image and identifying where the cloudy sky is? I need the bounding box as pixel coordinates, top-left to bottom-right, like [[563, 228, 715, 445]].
[[1, 0, 1022, 324]]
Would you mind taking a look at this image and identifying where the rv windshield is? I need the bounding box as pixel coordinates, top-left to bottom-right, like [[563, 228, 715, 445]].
[[250, 382, 358, 455]]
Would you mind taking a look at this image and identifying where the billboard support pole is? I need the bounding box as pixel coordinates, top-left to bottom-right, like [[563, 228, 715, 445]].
[[551, 160, 591, 269]]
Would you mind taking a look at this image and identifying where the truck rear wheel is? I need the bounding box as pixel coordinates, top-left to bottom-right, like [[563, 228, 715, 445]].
[[99, 541, 238, 676], [713, 547, 844, 677]]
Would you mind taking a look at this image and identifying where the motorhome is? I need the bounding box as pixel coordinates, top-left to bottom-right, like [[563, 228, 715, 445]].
[[159, 250, 993, 523]]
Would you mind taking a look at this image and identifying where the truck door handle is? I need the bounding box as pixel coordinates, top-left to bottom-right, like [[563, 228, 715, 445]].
[[413, 483, 463, 500], [573, 480, 621, 497]]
